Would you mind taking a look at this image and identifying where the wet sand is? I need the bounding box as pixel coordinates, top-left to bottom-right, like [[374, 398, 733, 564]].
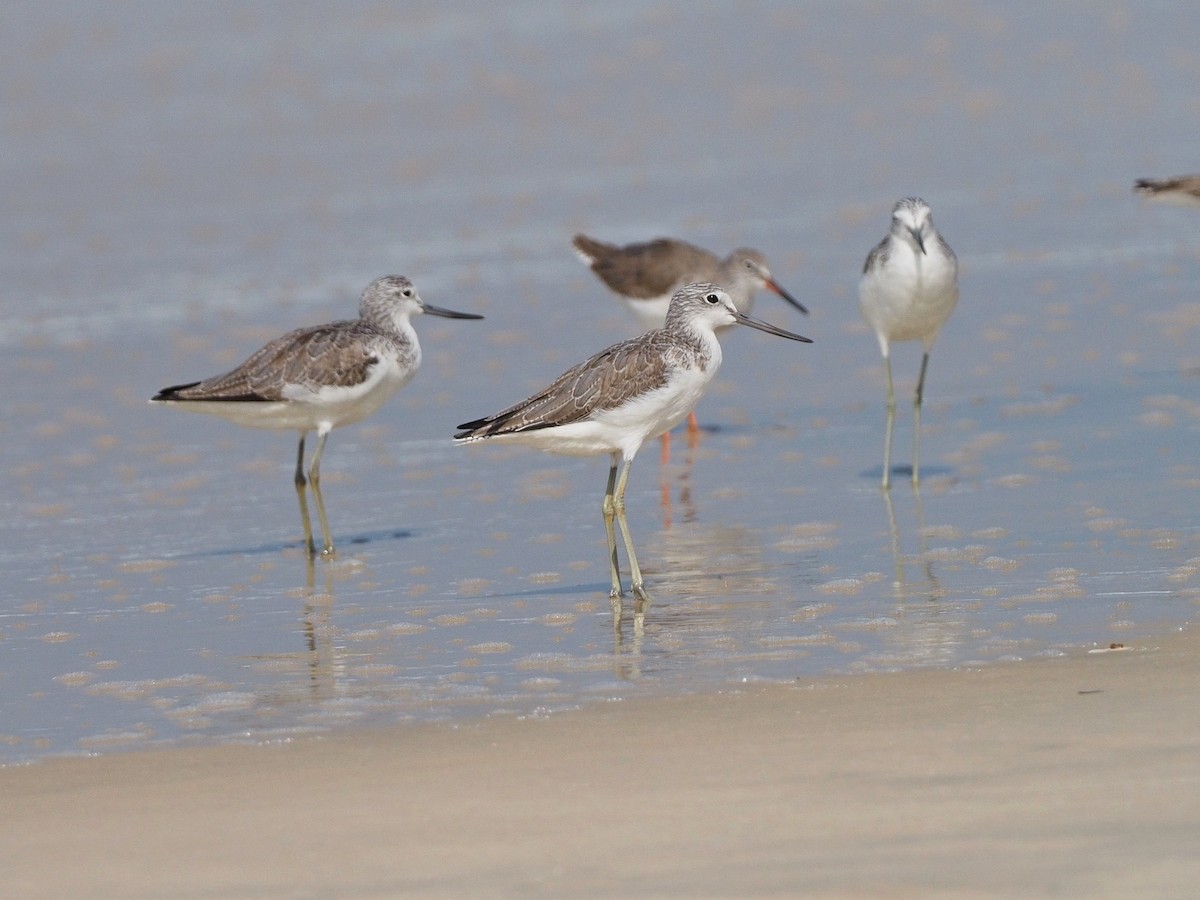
[[6, 626, 1199, 898]]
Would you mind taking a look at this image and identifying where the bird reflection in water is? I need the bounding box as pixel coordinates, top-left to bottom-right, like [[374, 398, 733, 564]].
[[610, 523, 775, 684], [658, 431, 698, 529], [298, 557, 338, 699], [611, 596, 645, 680], [612, 432, 700, 669], [882, 487, 944, 603], [877, 487, 976, 669], [611, 445, 773, 679]]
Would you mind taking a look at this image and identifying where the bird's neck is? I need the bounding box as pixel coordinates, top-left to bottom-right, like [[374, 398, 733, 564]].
[[375, 310, 417, 342], [678, 324, 722, 374]]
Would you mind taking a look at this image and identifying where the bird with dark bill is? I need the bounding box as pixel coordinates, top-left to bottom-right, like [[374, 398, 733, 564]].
[[573, 234, 806, 452], [152, 275, 483, 557], [455, 281, 812, 604], [859, 197, 959, 489], [572, 234, 807, 330]]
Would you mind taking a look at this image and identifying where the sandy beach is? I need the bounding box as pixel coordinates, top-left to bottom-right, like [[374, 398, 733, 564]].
[[7, 625, 1199, 899]]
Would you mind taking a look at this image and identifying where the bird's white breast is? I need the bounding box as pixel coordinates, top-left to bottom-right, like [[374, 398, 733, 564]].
[[284, 347, 416, 430], [860, 241, 958, 347], [475, 338, 721, 460]]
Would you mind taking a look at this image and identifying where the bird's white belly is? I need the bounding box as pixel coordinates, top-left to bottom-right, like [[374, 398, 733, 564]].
[[622, 294, 674, 330], [594, 365, 711, 454], [168, 358, 412, 432], [860, 258, 958, 345], [285, 371, 409, 429], [479, 360, 715, 459]]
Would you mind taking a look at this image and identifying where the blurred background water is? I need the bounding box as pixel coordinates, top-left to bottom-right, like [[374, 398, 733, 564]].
[[4, 1, 1200, 763]]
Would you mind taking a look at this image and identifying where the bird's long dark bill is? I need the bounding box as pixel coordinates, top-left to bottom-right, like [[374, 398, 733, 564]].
[[909, 228, 927, 255], [734, 311, 813, 343], [424, 304, 485, 320], [767, 279, 809, 315]]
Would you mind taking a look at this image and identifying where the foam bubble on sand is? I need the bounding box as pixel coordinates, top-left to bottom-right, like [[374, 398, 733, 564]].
[[468, 642, 514, 655], [54, 671, 96, 687], [519, 677, 563, 692], [115, 559, 177, 574], [982, 556, 1021, 571], [814, 578, 865, 596]]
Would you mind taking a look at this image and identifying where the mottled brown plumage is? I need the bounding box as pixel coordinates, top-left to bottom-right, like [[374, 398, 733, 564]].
[[154, 324, 392, 403], [456, 282, 811, 603], [455, 329, 709, 440], [573, 235, 720, 300], [572, 233, 806, 330], [153, 275, 482, 557]]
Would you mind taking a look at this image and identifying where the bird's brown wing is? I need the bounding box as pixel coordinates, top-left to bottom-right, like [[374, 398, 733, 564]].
[[153, 324, 383, 402], [574, 235, 715, 299], [456, 332, 681, 437]]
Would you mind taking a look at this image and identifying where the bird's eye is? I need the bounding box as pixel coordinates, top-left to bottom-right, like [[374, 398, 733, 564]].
[[705, 293, 720, 305], [402, 289, 413, 297]]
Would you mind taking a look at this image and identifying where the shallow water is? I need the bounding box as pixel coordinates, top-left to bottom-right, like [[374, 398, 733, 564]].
[[4, 2, 1200, 763]]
